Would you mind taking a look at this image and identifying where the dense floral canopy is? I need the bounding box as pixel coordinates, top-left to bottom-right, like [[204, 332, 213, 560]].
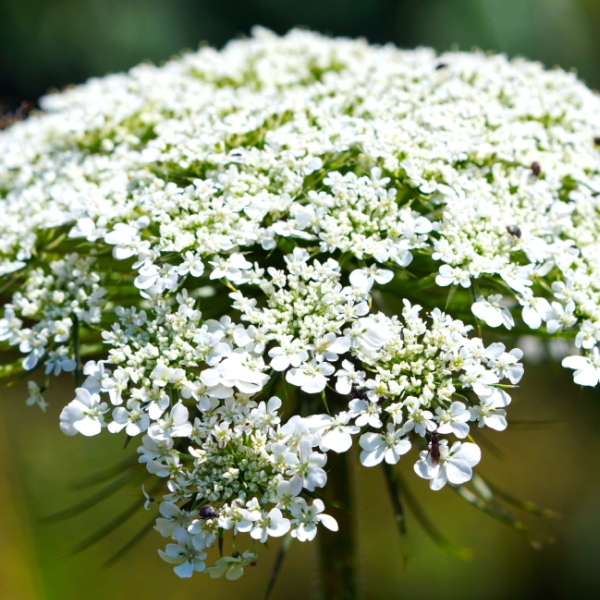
[[1, 27, 599, 579]]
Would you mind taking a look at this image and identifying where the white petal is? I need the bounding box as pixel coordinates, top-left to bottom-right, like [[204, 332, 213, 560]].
[[359, 433, 381, 451], [301, 375, 327, 394], [484, 413, 507, 431], [74, 417, 102, 436], [573, 367, 599, 387], [452, 442, 481, 467], [318, 514, 338, 531], [562, 355, 590, 370], [451, 421, 470, 439], [522, 305, 541, 329], [171, 402, 189, 424], [321, 429, 353, 453], [360, 446, 385, 467], [174, 561, 194, 578], [429, 469, 448, 490], [445, 459, 473, 485], [414, 458, 436, 480], [336, 378, 352, 395]]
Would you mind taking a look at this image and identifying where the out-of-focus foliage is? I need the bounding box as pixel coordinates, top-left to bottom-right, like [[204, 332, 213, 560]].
[[2, 0, 600, 107]]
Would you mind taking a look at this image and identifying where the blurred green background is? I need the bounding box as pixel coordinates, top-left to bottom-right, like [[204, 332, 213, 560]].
[[3, 0, 600, 107], [2, 1, 600, 599]]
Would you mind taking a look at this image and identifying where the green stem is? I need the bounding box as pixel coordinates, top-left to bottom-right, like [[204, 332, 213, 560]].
[[73, 315, 81, 387], [317, 450, 358, 600]]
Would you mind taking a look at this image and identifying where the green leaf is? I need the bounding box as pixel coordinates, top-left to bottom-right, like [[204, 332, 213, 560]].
[[69, 454, 139, 490], [67, 497, 147, 555], [102, 515, 158, 569], [449, 481, 543, 546], [475, 474, 559, 520], [394, 469, 472, 560], [41, 471, 138, 523]]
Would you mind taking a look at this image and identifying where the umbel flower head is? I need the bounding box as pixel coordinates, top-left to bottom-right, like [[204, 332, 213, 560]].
[[1, 27, 599, 580]]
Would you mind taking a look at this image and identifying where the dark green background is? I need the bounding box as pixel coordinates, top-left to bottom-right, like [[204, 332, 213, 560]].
[[2, 0, 600, 107], [2, 1, 600, 598]]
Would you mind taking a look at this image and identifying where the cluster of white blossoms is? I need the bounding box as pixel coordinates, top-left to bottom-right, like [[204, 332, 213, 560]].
[[1, 27, 600, 579]]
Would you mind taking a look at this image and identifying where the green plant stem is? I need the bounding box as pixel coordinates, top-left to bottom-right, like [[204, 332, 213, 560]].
[[317, 450, 357, 600]]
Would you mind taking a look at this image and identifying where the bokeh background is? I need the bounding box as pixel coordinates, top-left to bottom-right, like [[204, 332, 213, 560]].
[[2, 1, 600, 599]]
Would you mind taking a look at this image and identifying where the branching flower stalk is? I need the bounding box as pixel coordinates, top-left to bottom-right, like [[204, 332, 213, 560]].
[[1, 27, 599, 592]]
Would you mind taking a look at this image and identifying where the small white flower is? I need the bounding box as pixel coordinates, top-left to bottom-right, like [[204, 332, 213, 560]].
[[205, 551, 256, 580], [312, 333, 351, 363], [215, 352, 270, 394], [334, 360, 366, 395], [562, 348, 600, 386], [434, 402, 470, 438], [546, 300, 577, 334], [469, 388, 510, 431], [350, 317, 392, 353], [25, 381, 48, 412], [348, 397, 383, 428], [158, 529, 207, 578], [286, 439, 327, 491], [521, 295, 553, 330], [460, 365, 499, 397], [60, 388, 109, 436], [472, 295, 514, 329], [44, 347, 76, 376], [209, 253, 252, 284], [142, 485, 156, 510], [286, 361, 335, 394], [359, 423, 411, 466], [349, 267, 394, 292], [484, 342, 524, 384], [108, 400, 150, 436], [104, 223, 141, 260], [250, 508, 291, 543], [308, 412, 360, 453], [414, 440, 481, 490], [398, 405, 435, 437], [177, 252, 205, 277], [155, 502, 195, 538], [290, 498, 338, 542], [268, 341, 309, 372], [148, 402, 193, 441], [435, 264, 471, 288]]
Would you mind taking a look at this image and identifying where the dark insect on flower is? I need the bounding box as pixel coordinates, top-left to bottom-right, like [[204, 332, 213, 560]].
[[435, 62, 448, 70], [348, 387, 368, 401], [531, 161, 541, 176], [249, 558, 258, 567], [199, 505, 220, 520], [506, 224, 522, 238], [427, 431, 441, 465], [594, 137, 600, 146]]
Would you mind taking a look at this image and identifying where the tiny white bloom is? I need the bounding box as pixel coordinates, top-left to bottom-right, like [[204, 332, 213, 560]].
[[359, 423, 411, 466], [414, 440, 481, 490], [562, 348, 600, 386]]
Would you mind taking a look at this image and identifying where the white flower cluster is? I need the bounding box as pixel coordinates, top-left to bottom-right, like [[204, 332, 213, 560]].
[[1, 27, 599, 578]]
